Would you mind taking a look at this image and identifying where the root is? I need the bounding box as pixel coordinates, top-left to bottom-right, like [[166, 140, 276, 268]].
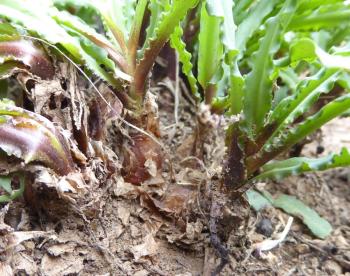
[[209, 200, 229, 276]]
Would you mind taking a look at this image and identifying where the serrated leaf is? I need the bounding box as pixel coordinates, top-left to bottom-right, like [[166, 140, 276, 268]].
[[134, 0, 198, 93], [256, 148, 350, 181], [0, 100, 74, 175], [289, 38, 317, 66], [273, 194, 332, 239], [248, 93, 350, 174], [170, 26, 198, 96], [242, 0, 296, 139], [282, 93, 350, 148], [267, 68, 340, 147], [139, 0, 167, 58]]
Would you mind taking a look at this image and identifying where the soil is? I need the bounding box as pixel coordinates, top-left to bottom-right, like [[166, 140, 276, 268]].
[[1, 70, 350, 276]]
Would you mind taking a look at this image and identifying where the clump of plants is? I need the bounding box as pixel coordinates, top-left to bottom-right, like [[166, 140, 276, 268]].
[[1, 0, 350, 273]]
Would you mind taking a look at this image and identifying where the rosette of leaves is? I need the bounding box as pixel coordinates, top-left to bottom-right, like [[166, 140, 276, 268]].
[[169, 0, 350, 189], [0, 0, 202, 184]]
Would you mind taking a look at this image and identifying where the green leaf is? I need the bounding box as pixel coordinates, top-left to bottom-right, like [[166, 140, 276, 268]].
[[246, 189, 332, 239], [247, 93, 350, 175], [256, 148, 350, 181], [297, 0, 343, 13], [170, 25, 199, 97], [278, 67, 299, 91], [236, 0, 278, 53], [0, 0, 125, 86], [134, 0, 198, 94], [246, 189, 272, 211], [196, 0, 237, 104], [0, 174, 25, 203], [267, 68, 340, 148], [242, 0, 296, 139], [288, 38, 350, 70], [0, 22, 21, 41], [50, 9, 131, 80], [197, 2, 223, 91], [289, 38, 317, 66], [128, 0, 148, 71], [273, 194, 332, 239], [139, 0, 167, 58], [282, 93, 350, 149], [228, 60, 244, 114], [288, 4, 350, 31], [92, 0, 136, 55], [54, 0, 99, 27], [206, 0, 237, 52]]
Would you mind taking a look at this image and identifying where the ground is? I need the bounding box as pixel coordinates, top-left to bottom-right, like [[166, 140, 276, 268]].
[[0, 76, 350, 276]]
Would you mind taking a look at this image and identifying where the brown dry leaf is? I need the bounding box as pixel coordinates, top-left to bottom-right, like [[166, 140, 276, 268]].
[[130, 225, 141, 238], [134, 269, 149, 276], [30, 79, 65, 114], [144, 219, 163, 235], [113, 176, 137, 197], [166, 220, 204, 246], [122, 133, 163, 184], [41, 253, 84, 276], [88, 83, 123, 141], [117, 205, 131, 225], [2, 231, 55, 251], [144, 159, 157, 178], [185, 220, 203, 241], [46, 242, 76, 257], [152, 185, 196, 215], [115, 224, 124, 239], [131, 233, 159, 261], [176, 134, 196, 158], [175, 168, 206, 186], [0, 263, 12, 276], [0, 205, 13, 236], [33, 169, 86, 203], [12, 252, 37, 275]]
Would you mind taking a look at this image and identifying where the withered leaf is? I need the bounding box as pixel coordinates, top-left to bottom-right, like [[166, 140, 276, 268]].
[[0, 39, 54, 80], [0, 100, 74, 175]]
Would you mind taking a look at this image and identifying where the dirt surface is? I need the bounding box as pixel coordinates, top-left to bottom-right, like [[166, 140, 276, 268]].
[[1, 69, 350, 276]]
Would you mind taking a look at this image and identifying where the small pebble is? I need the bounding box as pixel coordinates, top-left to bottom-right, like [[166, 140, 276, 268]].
[[324, 260, 342, 275], [256, 218, 273, 237], [316, 145, 325, 154], [296, 244, 309, 254]]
